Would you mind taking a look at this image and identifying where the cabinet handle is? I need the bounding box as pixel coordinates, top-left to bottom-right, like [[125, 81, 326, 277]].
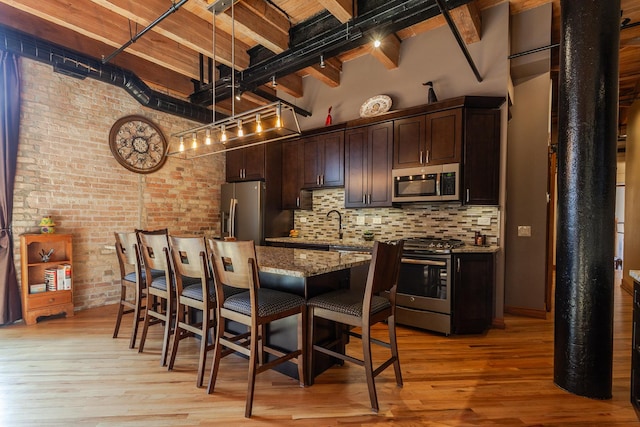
[[367, 194, 371, 204], [316, 175, 320, 186], [296, 196, 300, 207], [419, 151, 424, 164], [426, 150, 430, 164], [362, 194, 366, 204], [466, 188, 470, 203], [321, 175, 325, 186], [457, 258, 461, 273]]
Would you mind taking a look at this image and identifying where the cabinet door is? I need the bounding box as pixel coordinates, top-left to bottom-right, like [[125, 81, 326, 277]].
[[282, 139, 302, 209], [302, 136, 321, 188], [368, 122, 393, 207], [425, 108, 462, 165], [226, 148, 244, 182], [463, 109, 500, 205], [319, 131, 344, 187], [345, 128, 368, 207], [242, 144, 265, 181], [394, 115, 425, 168], [452, 253, 494, 334]]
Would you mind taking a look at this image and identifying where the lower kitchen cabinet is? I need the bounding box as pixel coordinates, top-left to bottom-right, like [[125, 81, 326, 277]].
[[452, 252, 494, 334], [344, 122, 393, 208]]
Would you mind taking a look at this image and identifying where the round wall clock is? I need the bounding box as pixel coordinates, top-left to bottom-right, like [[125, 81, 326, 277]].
[[109, 115, 168, 174]]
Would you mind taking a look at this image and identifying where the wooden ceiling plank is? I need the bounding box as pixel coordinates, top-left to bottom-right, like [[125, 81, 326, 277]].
[[222, 2, 289, 53], [318, 0, 354, 24], [92, 0, 249, 69], [370, 33, 401, 70], [242, 0, 290, 36]]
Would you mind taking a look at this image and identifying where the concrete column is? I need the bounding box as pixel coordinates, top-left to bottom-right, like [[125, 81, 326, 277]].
[[554, 0, 620, 399]]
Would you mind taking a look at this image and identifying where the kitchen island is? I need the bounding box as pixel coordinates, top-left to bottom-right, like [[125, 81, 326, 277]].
[[245, 245, 372, 381]]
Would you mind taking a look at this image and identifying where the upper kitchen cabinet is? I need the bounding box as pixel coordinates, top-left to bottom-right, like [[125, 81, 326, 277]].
[[462, 109, 501, 205], [393, 109, 462, 168], [302, 130, 344, 189], [345, 122, 393, 208], [282, 138, 312, 210], [226, 143, 265, 182]]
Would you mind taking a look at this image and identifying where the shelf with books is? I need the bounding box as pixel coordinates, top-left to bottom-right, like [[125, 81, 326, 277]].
[[20, 233, 73, 325]]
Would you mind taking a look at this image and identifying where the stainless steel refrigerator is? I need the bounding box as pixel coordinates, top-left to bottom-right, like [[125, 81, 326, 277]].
[[220, 181, 291, 244]]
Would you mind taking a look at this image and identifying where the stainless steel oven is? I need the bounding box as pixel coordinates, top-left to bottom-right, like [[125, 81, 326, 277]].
[[389, 237, 463, 335]]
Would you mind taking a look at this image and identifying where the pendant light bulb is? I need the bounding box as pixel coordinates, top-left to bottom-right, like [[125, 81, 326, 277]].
[[220, 124, 227, 143], [373, 39, 381, 48], [276, 104, 282, 128], [205, 129, 212, 145], [179, 136, 185, 152], [237, 119, 244, 137], [255, 113, 262, 133], [191, 132, 198, 149]]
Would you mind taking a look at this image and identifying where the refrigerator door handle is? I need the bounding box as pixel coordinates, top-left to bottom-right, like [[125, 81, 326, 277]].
[[229, 198, 238, 238]]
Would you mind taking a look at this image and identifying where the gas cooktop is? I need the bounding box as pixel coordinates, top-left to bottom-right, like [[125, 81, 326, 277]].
[[402, 237, 465, 254]]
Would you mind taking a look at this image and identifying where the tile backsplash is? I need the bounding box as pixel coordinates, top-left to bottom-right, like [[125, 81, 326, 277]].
[[293, 188, 500, 245]]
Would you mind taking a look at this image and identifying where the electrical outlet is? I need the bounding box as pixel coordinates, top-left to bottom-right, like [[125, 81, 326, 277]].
[[299, 217, 307, 223], [356, 216, 365, 225], [373, 217, 382, 224], [517, 225, 532, 237], [478, 216, 491, 226]]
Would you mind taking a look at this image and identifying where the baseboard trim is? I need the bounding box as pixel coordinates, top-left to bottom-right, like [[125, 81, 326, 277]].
[[621, 277, 633, 296], [492, 317, 506, 329], [504, 305, 547, 319]]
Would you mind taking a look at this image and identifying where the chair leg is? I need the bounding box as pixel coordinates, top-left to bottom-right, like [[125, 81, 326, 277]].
[[129, 296, 143, 349], [160, 299, 173, 367], [297, 309, 306, 387], [207, 318, 226, 394], [388, 315, 403, 387], [307, 307, 315, 386], [112, 285, 126, 339], [196, 308, 212, 388], [245, 324, 259, 418], [362, 324, 379, 413], [167, 303, 185, 371], [137, 296, 154, 354]]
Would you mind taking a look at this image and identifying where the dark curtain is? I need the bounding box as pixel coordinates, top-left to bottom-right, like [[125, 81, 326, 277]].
[[0, 51, 22, 325]]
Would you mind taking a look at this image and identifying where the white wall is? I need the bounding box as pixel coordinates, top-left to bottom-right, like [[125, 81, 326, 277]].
[[281, 4, 509, 130]]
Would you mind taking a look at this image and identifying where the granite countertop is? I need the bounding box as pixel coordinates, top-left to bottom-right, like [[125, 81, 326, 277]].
[[255, 246, 371, 278], [631, 270, 640, 282], [265, 237, 500, 254]]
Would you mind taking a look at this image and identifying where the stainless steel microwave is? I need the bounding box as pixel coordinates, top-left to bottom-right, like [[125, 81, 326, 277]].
[[392, 163, 460, 203]]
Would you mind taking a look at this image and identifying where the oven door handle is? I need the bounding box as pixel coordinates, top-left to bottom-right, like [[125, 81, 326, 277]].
[[401, 258, 447, 267]]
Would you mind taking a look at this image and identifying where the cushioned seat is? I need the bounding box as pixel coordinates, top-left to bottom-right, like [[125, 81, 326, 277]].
[[307, 239, 404, 413]]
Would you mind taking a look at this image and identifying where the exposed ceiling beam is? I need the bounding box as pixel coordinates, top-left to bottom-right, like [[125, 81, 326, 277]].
[[318, 0, 354, 24], [370, 33, 401, 69], [304, 57, 342, 87], [220, 2, 289, 53], [450, 1, 482, 43]]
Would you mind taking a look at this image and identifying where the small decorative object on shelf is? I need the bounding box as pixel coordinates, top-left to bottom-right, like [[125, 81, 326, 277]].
[[39, 248, 54, 262], [289, 229, 300, 238], [363, 230, 374, 241], [39, 216, 56, 234], [423, 81, 438, 104], [325, 106, 333, 126]]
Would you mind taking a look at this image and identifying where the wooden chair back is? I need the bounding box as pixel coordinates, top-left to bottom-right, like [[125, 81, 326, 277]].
[[114, 232, 139, 276], [208, 239, 258, 291], [137, 231, 170, 274], [169, 235, 209, 293], [364, 240, 404, 312]]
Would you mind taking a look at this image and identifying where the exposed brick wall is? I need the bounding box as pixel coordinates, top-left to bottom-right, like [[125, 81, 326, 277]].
[[12, 58, 225, 312]]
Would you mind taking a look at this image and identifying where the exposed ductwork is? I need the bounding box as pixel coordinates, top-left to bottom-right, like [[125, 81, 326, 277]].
[[0, 25, 213, 124]]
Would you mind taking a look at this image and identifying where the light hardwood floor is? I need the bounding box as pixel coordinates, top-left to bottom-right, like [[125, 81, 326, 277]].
[[0, 281, 637, 426]]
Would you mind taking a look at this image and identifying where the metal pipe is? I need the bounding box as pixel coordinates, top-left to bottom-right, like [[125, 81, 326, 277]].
[[508, 43, 560, 59], [102, 0, 190, 64], [434, 0, 483, 82]]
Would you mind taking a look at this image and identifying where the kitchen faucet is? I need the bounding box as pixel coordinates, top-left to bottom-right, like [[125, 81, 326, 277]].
[[326, 209, 343, 240]]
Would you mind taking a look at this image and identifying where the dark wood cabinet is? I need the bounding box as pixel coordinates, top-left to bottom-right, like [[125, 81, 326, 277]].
[[345, 122, 393, 208], [452, 252, 494, 334], [393, 109, 462, 168], [302, 130, 344, 189], [462, 109, 501, 205], [226, 143, 265, 182], [282, 139, 312, 210]]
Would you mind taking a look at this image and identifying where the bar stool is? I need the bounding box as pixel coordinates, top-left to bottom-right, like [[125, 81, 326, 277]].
[[207, 239, 306, 418], [306, 240, 404, 413], [136, 229, 175, 366], [166, 235, 217, 387]]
